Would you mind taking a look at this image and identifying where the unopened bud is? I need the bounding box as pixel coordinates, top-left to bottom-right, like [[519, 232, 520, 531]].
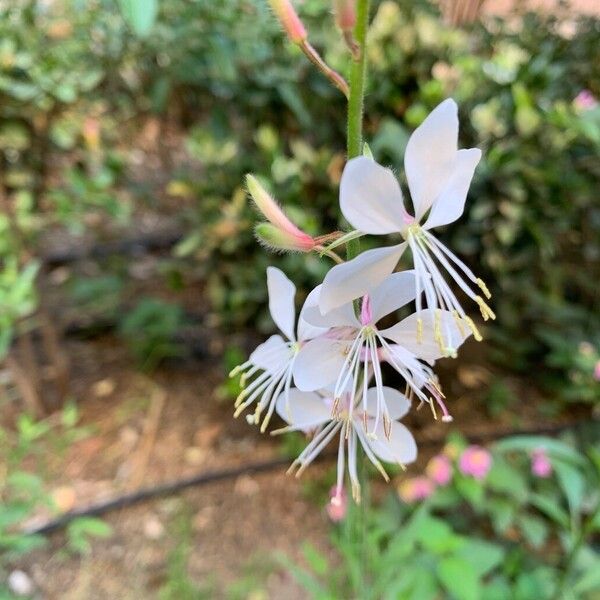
[[246, 174, 314, 248], [268, 0, 307, 44], [334, 0, 356, 31], [255, 223, 315, 252]]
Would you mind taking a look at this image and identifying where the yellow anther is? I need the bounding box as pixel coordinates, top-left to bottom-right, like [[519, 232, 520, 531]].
[[332, 396, 341, 419], [434, 310, 445, 353], [429, 398, 438, 420], [429, 378, 446, 398], [417, 318, 423, 343], [383, 414, 392, 440], [452, 310, 466, 337], [352, 482, 361, 504], [475, 296, 496, 321], [476, 278, 492, 300], [260, 413, 272, 433], [464, 316, 483, 341], [229, 366, 241, 377]]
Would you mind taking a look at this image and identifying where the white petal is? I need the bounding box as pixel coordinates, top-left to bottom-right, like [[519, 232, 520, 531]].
[[340, 157, 409, 234], [423, 148, 481, 230], [366, 386, 411, 420], [380, 309, 472, 363], [369, 271, 418, 323], [267, 266, 296, 341], [275, 389, 330, 429], [297, 285, 330, 340], [249, 334, 290, 373], [405, 99, 458, 221], [318, 244, 406, 315], [294, 337, 347, 391], [302, 302, 360, 329], [366, 421, 417, 464]]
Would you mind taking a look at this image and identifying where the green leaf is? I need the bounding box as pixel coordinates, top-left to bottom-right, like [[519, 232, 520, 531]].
[[573, 564, 600, 595], [438, 557, 481, 600], [455, 474, 484, 506], [518, 514, 548, 548], [483, 576, 512, 600], [455, 539, 505, 577], [553, 461, 585, 516], [118, 0, 159, 37], [494, 436, 586, 468], [487, 457, 528, 503], [529, 493, 570, 529], [302, 543, 329, 577], [487, 498, 515, 534]]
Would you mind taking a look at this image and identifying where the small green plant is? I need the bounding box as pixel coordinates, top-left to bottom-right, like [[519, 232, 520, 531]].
[[0, 403, 112, 590], [158, 511, 214, 600], [285, 435, 600, 599], [119, 297, 186, 371]]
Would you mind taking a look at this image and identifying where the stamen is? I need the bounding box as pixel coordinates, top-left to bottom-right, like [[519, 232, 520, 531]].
[[477, 278, 492, 300], [464, 316, 483, 342], [452, 310, 466, 337], [417, 317, 423, 343], [383, 414, 392, 440], [475, 296, 496, 321]]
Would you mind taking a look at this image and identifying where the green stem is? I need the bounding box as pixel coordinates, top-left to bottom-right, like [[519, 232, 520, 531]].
[[345, 0, 370, 264], [346, 0, 370, 162]]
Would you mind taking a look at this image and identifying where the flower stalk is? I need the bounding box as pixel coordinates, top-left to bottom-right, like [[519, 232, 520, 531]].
[[268, 0, 349, 97]]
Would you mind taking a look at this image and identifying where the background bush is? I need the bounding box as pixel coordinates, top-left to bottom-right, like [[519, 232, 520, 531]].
[[0, 0, 598, 403]]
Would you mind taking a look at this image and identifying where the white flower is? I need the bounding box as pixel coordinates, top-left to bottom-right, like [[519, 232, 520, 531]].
[[231, 267, 325, 431], [274, 386, 417, 502], [319, 99, 494, 343], [294, 272, 470, 431]]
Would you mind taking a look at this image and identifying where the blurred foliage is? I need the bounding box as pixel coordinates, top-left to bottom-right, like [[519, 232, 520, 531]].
[[118, 297, 187, 370], [287, 434, 600, 599], [0, 0, 597, 403], [0, 403, 110, 594]]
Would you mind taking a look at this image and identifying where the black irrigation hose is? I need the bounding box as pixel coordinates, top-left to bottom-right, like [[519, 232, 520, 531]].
[[23, 418, 593, 536], [43, 230, 183, 267]]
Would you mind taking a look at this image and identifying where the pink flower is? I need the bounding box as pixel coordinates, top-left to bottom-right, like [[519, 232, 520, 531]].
[[398, 476, 435, 503], [459, 445, 492, 480], [531, 448, 552, 478], [574, 90, 598, 112], [426, 454, 452, 486], [326, 485, 347, 522], [594, 360, 600, 382]]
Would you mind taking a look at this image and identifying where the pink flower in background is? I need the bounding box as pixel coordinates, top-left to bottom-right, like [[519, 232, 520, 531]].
[[398, 476, 435, 503], [574, 90, 598, 112], [426, 454, 452, 486], [593, 360, 600, 382], [459, 445, 492, 480], [327, 485, 348, 522], [531, 448, 552, 478]]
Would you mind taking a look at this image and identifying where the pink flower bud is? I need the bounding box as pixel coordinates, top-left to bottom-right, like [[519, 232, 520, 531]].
[[334, 0, 356, 31], [247, 175, 315, 252], [326, 485, 347, 522], [426, 454, 452, 486], [268, 0, 307, 44], [459, 445, 492, 480], [398, 476, 435, 503], [531, 448, 552, 478], [574, 90, 598, 112]]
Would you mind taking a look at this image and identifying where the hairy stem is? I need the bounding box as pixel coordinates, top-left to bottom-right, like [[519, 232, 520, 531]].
[[346, 0, 370, 162]]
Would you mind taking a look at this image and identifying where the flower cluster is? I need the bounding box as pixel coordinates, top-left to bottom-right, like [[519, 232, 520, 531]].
[[232, 99, 492, 504]]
